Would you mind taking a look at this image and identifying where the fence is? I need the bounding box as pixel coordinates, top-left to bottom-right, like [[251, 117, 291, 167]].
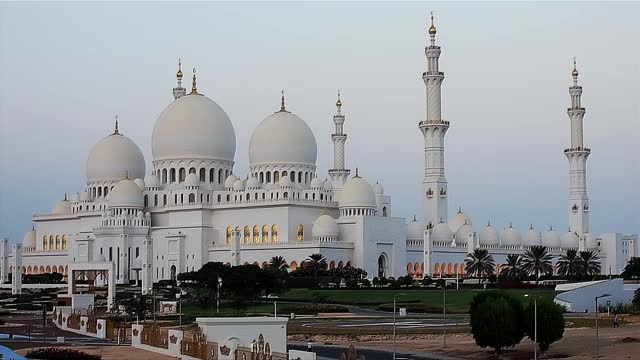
[[141, 324, 169, 349], [67, 313, 81, 330], [181, 329, 217, 360]]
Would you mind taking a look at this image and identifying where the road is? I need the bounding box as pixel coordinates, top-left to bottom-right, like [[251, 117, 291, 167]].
[[289, 343, 456, 360]]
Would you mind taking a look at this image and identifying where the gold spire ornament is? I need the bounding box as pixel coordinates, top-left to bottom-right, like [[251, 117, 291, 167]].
[[189, 67, 199, 95], [336, 90, 342, 108], [572, 57, 579, 77], [113, 115, 120, 135], [177, 58, 183, 79], [429, 11, 437, 35], [279, 90, 288, 112]]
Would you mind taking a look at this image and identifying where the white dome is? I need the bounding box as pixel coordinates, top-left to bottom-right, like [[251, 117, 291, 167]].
[[372, 181, 384, 195], [246, 177, 261, 189], [407, 218, 425, 240], [249, 110, 317, 166], [108, 178, 144, 208], [524, 227, 542, 246], [185, 173, 200, 187], [51, 197, 71, 215], [152, 94, 236, 161], [322, 178, 333, 191], [455, 223, 473, 245], [479, 223, 500, 246], [543, 228, 561, 248], [449, 208, 472, 233], [23, 228, 36, 249], [144, 174, 160, 188], [431, 222, 453, 243], [310, 177, 322, 189], [561, 231, 579, 249], [500, 225, 521, 247], [87, 131, 145, 183], [225, 174, 239, 189], [279, 175, 292, 188], [585, 233, 598, 249], [339, 175, 376, 208], [312, 214, 339, 238], [233, 179, 245, 191], [133, 178, 145, 190]]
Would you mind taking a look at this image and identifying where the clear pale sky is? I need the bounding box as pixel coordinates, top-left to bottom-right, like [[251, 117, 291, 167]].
[[1, 2, 638, 242]]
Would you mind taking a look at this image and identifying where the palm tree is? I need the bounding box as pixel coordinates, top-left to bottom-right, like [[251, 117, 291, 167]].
[[269, 256, 289, 271], [306, 253, 328, 279], [500, 254, 524, 281], [579, 251, 601, 279], [557, 249, 581, 279], [522, 245, 554, 284], [465, 249, 495, 285]]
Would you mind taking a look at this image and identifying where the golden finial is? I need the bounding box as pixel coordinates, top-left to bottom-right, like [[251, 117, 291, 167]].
[[572, 57, 579, 77], [124, 171, 129, 180], [487, 220, 491, 227], [429, 11, 437, 35], [457, 206, 462, 213], [279, 90, 286, 112], [354, 168, 360, 178], [413, 214, 417, 222], [177, 58, 183, 79], [336, 90, 342, 108], [64, 193, 68, 201], [189, 67, 199, 95], [113, 115, 119, 135]]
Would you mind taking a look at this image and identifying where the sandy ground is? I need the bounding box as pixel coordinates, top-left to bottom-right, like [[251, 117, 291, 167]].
[[16, 345, 176, 360]]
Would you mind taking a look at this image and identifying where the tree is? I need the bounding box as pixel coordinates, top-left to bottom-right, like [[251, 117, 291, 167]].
[[469, 291, 525, 357], [557, 249, 581, 279], [500, 254, 525, 281], [524, 299, 565, 354], [305, 253, 328, 279], [579, 251, 601, 279], [522, 245, 554, 284], [269, 256, 289, 271], [621, 257, 640, 281], [465, 249, 495, 285], [632, 288, 640, 308], [121, 295, 150, 321]]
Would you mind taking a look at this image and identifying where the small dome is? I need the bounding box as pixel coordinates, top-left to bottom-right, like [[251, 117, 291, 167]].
[[312, 214, 339, 238], [561, 230, 579, 249], [95, 254, 106, 262], [407, 218, 425, 240], [225, 174, 239, 189], [585, 233, 598, 250], [339, 175, 376, 208], [108, 178, 144, 208], [449, 208, 472, 233], [455, 223, 473, 245], [185, 173, 200, 187], [249, 110, 317, 167], [431, 222, 453, 243], [144, 174, 160, 188], [372, 181, 384, 195], [133, 178, 145, 190], [279, 175, 292, 188], [51, 197, 71, 215], [322, 178, 333, 191], [524, 227, 542, 246], [246, 177, 261, 189], [152, 94, 236, 162], [87, 131, 145, 183], [310, 177, 322, 189], [479, 223, 500, 246], [501, 225, 521, 247], [543, 228, 561, 248], [233, 179, 245, 191], [23, 228, 36, 249]]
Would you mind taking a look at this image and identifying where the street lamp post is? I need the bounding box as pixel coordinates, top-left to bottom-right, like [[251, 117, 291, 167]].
[[393, 293, 406, 360], [149, 288, 155, 321], [525, 294, 537, 360], [176, 292, 183, 330], [595, 294, 611, 360], [443, 280, 447, 348]]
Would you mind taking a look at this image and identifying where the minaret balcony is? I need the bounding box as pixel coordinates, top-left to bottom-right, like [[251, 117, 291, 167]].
[[419, 119, 450, 126], [567, 107, 585, 112], [422, 71, 445, 77], [564, 147, 591, 153]]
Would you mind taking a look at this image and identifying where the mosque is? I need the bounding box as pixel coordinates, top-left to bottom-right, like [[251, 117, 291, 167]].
[[1, 16, 637, 292]]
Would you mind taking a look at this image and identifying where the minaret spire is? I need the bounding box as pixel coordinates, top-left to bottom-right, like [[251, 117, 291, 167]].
[[279, 90, 287, 112], [329, 90, 351, 195], [419, 11, 449, 225], [189, 67, 199, 95], [172, 58, 187, 100], [113, 115, 120, 135], [565, 58, 590, 235]]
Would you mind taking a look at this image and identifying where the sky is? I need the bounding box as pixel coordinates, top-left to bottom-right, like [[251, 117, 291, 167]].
[[0, 2, 638, 242]]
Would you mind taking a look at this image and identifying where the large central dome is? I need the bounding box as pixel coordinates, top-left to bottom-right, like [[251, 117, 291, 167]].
[[249, 107, 317, 167], [152, 94, 236, 162]]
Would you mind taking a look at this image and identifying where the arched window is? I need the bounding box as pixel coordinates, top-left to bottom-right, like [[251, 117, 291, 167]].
[[170, 168, 176, 183], [49, 235, 54, 250], [39, 265, 44, 273], [98, 187, 102, 197], [46, 265, 51, 273], [282, 171, 288, 179], [62, 235, 67, 249], [262, 193, 266, 200], [179, 168, 186, 182], [189, 167, 196, 174], [144, 195, 148, 207], [52, 265, 58, 273], [218, 169, 224, 183], [210, 168, 215, 183], [163, 194, 167, 206], [180, 194, 184, 204], [154, 194, 158, 207], [297, 224, 304, 242], [262, 225, 269, 243], [162, 169, 168, 183], [225, 170, 229, 179], [199, 168, 206, 182], [383, 207, 388, 217], [271, 224, 278, 243], [170, 265, 177, 280], [234, 226, 241, 243], [284, 192, 288, 199], [253, 225, 260, 243], [407, 262, 413, 275], [188, 193, 195, 204], [246, 193, 250, 201], [43, 236, 47, 250], [226, 195, 230, 202], [217, 195, 221, 202], [104, 186, 109, 196], [244, 226, 250, 244], [305, 172, 309, 184], [226, 227, 232, 244], [298, 171, 303, 183], [266, 172, 271, 183], [274, 171, 280, 183], [135, 247, 139, 258], [259, 172, 264, 183]]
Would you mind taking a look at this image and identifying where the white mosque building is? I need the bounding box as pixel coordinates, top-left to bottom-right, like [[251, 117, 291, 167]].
[[1, 17, 637, 292]]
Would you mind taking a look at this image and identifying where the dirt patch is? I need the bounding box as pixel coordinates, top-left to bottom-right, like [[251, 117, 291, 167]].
[[620, 336, 639, 343]]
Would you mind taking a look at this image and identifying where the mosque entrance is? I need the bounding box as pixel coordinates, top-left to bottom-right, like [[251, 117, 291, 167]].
[[377, 253, 388, 278]]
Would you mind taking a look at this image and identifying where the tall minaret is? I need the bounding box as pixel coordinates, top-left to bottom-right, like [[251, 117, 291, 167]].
[[419, 12, 449, 226], [173, 58, 186, 100], [329, 91, 350, 194], [566, 58, 590, 235]]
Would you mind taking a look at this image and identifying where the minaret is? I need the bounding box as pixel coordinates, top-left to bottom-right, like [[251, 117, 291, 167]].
[[566, 58, 590, 235], [172, 58, 186, 100], [419, 12, 449, 225], [329, 90, 350, 193]]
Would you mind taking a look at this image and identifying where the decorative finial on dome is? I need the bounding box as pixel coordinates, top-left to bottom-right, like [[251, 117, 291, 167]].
[[464, 219, 468, 225], [413, 214, 417, 222], [457, 206, 462, 213], [64, 193, 68, 201], [439, 217, 444, 224], [354, 168, 360, 178], [530, 224, 534, 230], [124, 170, 129, 180], [189, 67, 199, 95], [509, 222, 513, 228], [32, 224, 35, 231], [572, 57, 579, 77], [487, 220, 491, 227], [428, 11, 437, 36], [549, 225, 553, 231], [177, 58, 183, 79], [336, 90, 342, 108], [113, 115, 120, 135], [279, 90, 288, 112]]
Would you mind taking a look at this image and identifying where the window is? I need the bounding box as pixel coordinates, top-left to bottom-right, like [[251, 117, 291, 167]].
[[163, 194, 167, 206], [189, 167, 196, 174], [144, 195, 148, 207], [298, 171, 302, 183], [259, 172, 264, 183], [210, 168, 215, 183], [162, 169, 168, 183], [262, 225, 269, 243], [109, 247, 113, 261], [253, 225, 260, 243], [43, 236, 47, 250], [104, 186, 109, 196], [266, 171, 271, 183], [274, 171, 280, 183], [135, 247, 139, 258], [297, 224, 304, 242], [154, 194, 158, 207], [244, 226, 250, 244], [179, 168, 186, 182], [226, 227, 232, 244], [170, 168, 176, 183], [199, 168, 206, 182], [49, 235, 54, 250], [271, 224, 278, 243], [62, 235, 67, 249], [188, 193, 195, 203]]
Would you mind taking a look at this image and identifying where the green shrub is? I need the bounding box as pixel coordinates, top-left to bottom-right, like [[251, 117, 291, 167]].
[[469, 291, 525, 356], [524, 300, 565, 354], [26, 347, 102, 360]]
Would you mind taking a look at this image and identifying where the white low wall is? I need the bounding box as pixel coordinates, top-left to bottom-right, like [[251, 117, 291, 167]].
[[289, 349, 316, 360], [197, 317, 289, 353], [0, 283, 67, 289], [555, 279, 631, 312], [53, 306, 106, 339]]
